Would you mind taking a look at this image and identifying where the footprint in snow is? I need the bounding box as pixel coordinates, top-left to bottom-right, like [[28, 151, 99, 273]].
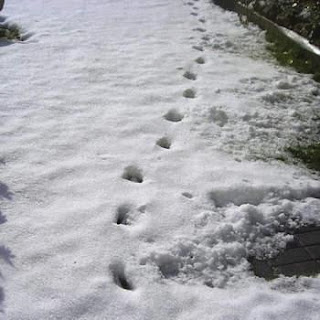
[[195, 57, 205, 64], [191, 12, 198, 16], [109, 261, 134, 291], [115, 204, 132, 225], [209, 107, 228, 127], [192, 45, 204, 52], [115, 203, 147, 226], [183, 71, 197, 81], [201, 35, 210, 41], [122, 165, 144, 183], [156, 137, 172, 149], [138, 205, 147, 213], [182, 192, 193, 199], [183, 88, 196, 99], [163, 109, 184, 122], [193, 27, 206, 33], [187, 1, 194, 6], [199, 18, 206, 23], [0, 210, 7, 225]]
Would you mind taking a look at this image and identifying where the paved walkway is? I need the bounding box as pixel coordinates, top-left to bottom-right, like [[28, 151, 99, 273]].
[[252, 225, 320, 278]]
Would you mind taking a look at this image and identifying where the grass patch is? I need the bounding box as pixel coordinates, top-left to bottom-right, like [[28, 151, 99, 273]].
[[287, 143, 320, 171], [0, 23, 22, 41], [265, 31, 319, 82]]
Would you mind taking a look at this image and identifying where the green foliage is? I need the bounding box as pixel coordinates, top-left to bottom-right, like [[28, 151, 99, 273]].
[[238, 0, 320, 48], [0, 24, 21, 41], [287, 143, 320, 171], [313, 72, 320, 82], [265, 31, 317, 77]]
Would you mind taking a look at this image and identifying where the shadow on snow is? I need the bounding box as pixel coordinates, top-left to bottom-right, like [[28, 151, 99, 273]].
[[0, 179, 14, 313]]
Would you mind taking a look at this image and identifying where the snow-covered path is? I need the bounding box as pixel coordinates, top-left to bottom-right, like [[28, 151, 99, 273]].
[[1, 0, 320, 319]]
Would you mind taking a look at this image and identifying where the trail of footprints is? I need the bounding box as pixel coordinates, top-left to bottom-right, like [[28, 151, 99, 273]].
[[111, 0, 320, 287], [110, 0, 208, 289]]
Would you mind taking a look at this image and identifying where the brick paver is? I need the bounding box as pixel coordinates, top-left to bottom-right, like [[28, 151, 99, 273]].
[[251, 225, 320, 278]]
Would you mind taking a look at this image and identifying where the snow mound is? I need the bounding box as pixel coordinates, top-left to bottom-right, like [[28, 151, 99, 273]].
[[141, 183, 320, 288]]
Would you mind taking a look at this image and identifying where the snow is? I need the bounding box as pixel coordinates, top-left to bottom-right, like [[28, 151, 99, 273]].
[[1, 0, 320, 319]]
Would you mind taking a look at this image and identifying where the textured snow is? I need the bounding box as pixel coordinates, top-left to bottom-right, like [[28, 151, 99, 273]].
[[1, 0, 320, 319]]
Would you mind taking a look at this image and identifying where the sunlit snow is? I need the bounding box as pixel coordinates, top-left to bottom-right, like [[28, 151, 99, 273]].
[[1, 0, 320, 319]]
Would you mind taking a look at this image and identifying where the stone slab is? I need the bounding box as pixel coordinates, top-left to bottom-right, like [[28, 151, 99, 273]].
[[286, 236, 302, 249], [305, 245, 320, 260], [296, 225, 320, 233], [251, 259, 274, 279], [250, 226, 320, 278], [270, 248, 311, 266], [296, 230, 320, 246], [275, 260, 319, 277]]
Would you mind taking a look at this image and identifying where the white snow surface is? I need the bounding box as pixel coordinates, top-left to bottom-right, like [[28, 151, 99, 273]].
[[1, 0, 320, 319]]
